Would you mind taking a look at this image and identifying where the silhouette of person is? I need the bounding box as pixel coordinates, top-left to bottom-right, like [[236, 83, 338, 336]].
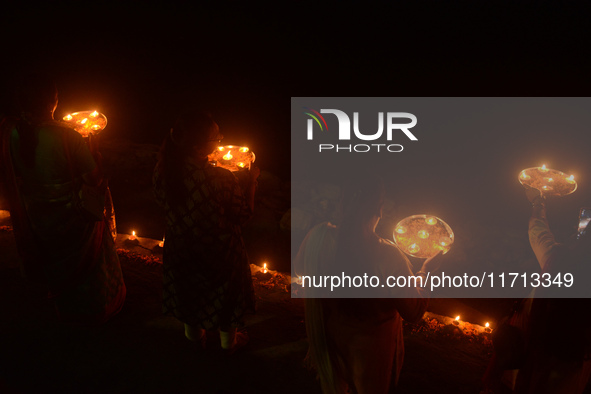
[[153, 111, 259, 352], [295, 174, 441, 393], [0, 73, 126, 325]]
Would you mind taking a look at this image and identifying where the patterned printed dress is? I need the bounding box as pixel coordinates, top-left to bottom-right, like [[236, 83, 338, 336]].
[[153, 157, 255, 329]]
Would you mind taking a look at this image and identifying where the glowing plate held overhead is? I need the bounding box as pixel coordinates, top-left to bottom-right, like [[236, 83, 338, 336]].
[[518, 165, 577, 197], [62, 110, 107, 137], [208, 145, 256, 172], [393, 215, 454, 259]]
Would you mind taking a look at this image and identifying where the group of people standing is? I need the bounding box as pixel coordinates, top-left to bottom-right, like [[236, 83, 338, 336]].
[[295, 175, 591, 393], [0, 75, 258, 353], [2, 75, 591, 393]]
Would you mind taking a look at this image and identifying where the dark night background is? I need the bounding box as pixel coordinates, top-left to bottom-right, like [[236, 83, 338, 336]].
[[0, 3, 589, 286], [1, 2, 589, 184], [1, 1, 590, 285], [1, 2, 591, 393]]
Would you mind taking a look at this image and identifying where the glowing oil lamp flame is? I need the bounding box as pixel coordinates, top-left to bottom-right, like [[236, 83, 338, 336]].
[[158, 237, 165, 248], [262, 263, 268, 274], [485, 322, 490, 328], [425, 217, 437, 225], [453, 315, 460, 325], [209, 145, 255, 172], [484, 322, 492, 333], [408, 243, 420, 254], [394, 215, 454, 258], [519, 166, 577, 197], [417, 230, 429, 239], [129, 230, 137, 241], [62, 111, 107, 137]]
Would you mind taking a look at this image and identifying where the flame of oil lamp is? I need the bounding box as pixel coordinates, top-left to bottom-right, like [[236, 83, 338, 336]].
[[453, 316, 460, 325], [62, 110, 108, 137], [129, 231, 137, 241], [158, 237, 165, 248], [394, 215, 454, 258], [518, 165, 577, 197], [262, 263, 268, 274], [484, 322, 492, 333], [425, 217, 438, 225], [208, 144, 256, 172], [223, 150, 233, 160]]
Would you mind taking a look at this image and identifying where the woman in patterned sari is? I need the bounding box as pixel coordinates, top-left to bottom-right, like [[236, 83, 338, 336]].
[[0, 74, 126, 325], [153, 111, 258, 352]]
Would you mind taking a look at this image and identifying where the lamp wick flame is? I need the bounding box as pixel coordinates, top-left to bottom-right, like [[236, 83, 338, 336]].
[[455, 316, 460, 321], [223, 150, 233, 160], [541, 164, 547, 170]]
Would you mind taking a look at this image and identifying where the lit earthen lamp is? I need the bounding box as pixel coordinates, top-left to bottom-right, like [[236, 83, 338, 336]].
[[62, 110, 107, 137], [518, 164, 577, 197], [62, 110, 116, 241], [208, 145, 256, 172], [393, 215, 454, 259]]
